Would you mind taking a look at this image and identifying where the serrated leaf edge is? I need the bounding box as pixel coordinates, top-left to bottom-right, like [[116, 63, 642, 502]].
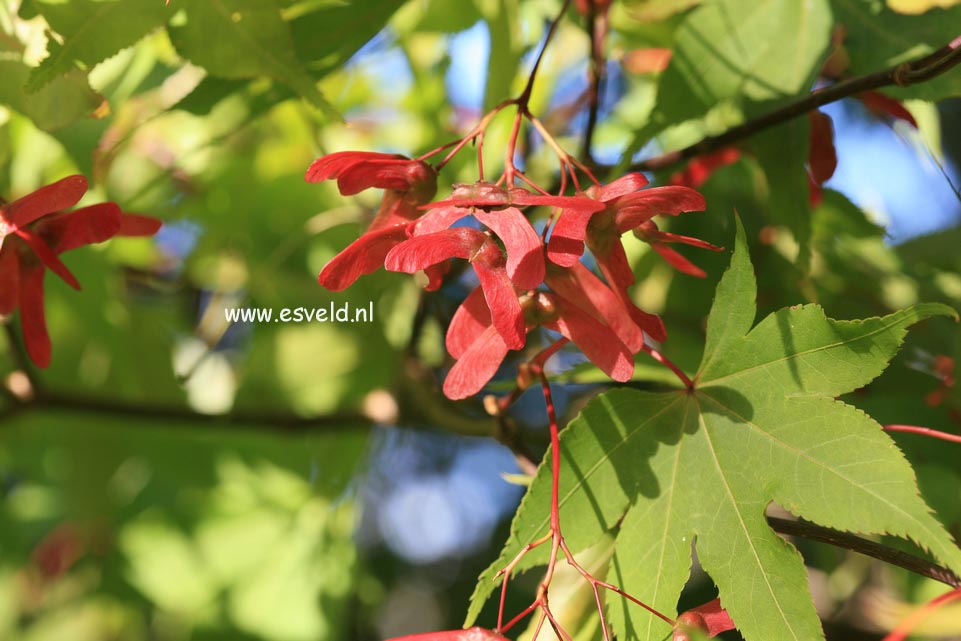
[[27, 7, 166, 93], [699, 392, 961, 571], [699, 302, 956, 390]]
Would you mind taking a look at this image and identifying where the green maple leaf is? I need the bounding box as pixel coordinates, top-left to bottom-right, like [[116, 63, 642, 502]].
[[25, 0, 168, 93], [167, 0, 339, 120], [466, 219, 961, 641]]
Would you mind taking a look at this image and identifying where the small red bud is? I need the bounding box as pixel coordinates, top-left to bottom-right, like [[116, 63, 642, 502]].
[[673, 599, 736, 639]]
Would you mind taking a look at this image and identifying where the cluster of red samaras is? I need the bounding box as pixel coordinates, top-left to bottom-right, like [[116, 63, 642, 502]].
[[308, 152, 718, 399], [0, 175, 161, 367]]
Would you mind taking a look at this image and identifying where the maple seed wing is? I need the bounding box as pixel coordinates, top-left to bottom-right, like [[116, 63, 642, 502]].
[[2, 175, 88, 229], [42, 203, 124, 254], [613, 186, 707, 232], [596, 171, 649, 200], [544, 296, 634, 381], [118, 213, 164, 237], [546, 208, 594, 267], [650, 243, 707, 277], [474, 207, 545, 289], [443, 326, 510, 400], [447, 287, 492, 359], [385, 228, 480, 273], [319, 225, 409, 291], [473, 259, 526, 351], [304, 151, 405, 183], [18, 266, 53, 368], [0, 247, 21, 315]]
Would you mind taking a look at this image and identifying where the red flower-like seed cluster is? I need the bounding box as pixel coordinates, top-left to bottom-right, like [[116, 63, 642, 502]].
[[308, 151, 717, 399], [0, 175, 162, 367]]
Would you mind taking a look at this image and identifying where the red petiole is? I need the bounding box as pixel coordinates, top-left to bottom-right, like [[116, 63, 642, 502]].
[[883, 424, 961, 444], [491, 345, 675, 640]]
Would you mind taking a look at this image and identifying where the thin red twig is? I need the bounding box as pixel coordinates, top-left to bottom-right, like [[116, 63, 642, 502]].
[[882, 586, 961, 641], [641, 343, 694, 390], [492, 370, 674, 640], [559, 538, 676, 627], [884, 424, 961, 444]]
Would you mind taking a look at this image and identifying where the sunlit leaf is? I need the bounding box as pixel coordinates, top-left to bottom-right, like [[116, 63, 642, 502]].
[[290, 0, 406, 71], [167, 0, 339, 119], [482, 0, 520, 111], [0, 61, 101, 131], [622, 0, 703, 21], [25, 0, 169, 93], [887, 0, 961, 15], [467, 219, 961, 640], [656, 0, 833, 122], [833, 0, 961, 100]]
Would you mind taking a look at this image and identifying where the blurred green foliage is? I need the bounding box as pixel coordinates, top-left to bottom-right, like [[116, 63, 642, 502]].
[[0, 413, 364, 640]]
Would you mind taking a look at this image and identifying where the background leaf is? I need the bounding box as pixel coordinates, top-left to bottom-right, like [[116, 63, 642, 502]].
[[25, 0, 169, 92], [833, 0, 961, 100], [748, 117, 814, 270], [0, 60, 101, 130], [290, 0, 406, 72], [167, 0, 338, 118], [655, 0, 833, 123]]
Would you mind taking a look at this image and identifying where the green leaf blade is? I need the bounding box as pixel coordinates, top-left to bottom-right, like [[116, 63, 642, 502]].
[[0, 60, 102, 130], [690, 402, 823, 641], [700, 215, 756, 374], [699, 220, 957, 395], [168, 0, 339, 119], [607, 398, 695, 641], [473, 222, 961, 640], [27, 0, 169, 92], [699, 302, 957, 397], [699, 392, 961, 572], [655, 0, 833, 122], [290, 0, 405, 72], [833, 0, 961, 100]]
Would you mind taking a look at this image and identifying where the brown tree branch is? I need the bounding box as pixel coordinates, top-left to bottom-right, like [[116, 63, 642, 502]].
[[579, 4, 609, 162], [0, 378, 503, 437], [630, 34, 961, 173], [0, 389, 372, 434], [768, 516, 961, 588], [2, 311, 505, 436]]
